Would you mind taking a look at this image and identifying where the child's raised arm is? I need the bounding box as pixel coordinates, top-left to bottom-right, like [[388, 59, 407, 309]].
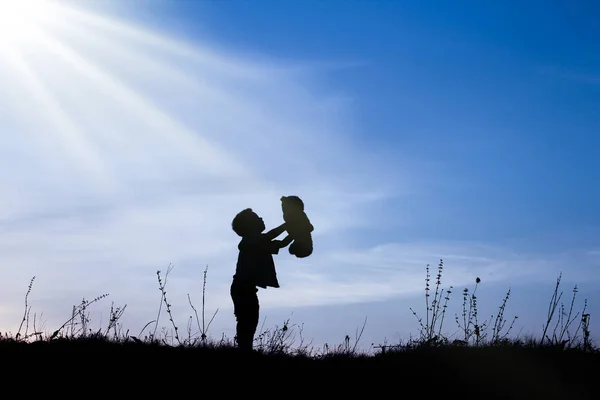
[[279, 235, 293, 248], [264, 222, 287, 241], [268, 235, 293, 253]]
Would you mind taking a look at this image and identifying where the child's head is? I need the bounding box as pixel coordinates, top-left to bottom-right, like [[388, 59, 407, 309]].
[[231, 208, 265, 237]]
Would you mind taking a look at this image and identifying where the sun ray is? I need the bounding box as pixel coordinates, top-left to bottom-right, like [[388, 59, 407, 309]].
[[48, 2, 278, 80], [0, 0, 53, 44], [26, 25, 248, 179], [39, 15, 210, 97], [36, 15, 282, 153], [0, 39, 119, 194], [23, 2, 325, 185]]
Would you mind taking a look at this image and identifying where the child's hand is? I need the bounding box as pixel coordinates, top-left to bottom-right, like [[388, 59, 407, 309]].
[[273, 239, 292, 249]]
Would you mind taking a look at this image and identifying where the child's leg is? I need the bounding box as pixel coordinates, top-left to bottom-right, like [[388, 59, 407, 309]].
[[230, 281, 259, 350]]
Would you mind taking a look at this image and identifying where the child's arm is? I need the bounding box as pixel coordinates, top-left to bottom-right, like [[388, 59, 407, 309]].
[[279, 235, 293, 248], [264, 222, 287, 241], [270, 235, 293, 251]]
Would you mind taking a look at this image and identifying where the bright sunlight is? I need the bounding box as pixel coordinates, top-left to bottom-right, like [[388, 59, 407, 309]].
[[0, 0, 54, 42]]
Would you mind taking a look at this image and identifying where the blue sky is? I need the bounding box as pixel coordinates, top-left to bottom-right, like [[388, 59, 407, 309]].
[[0, 0, 598, 350]]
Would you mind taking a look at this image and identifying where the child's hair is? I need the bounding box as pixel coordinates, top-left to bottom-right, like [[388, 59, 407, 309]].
[[231, 208, 260, 237]]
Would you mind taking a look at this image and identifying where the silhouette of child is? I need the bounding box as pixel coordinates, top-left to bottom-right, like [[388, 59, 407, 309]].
[[281, 195, 314, 258], [230, 208, 293, 351]]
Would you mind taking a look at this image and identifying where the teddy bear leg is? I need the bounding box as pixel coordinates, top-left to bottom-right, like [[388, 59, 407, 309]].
[[291, 237, 313, 258], [288, 241, 298, 255]]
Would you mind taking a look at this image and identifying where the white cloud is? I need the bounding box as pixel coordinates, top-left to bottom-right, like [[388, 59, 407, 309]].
[[258, 240, 599, 310]]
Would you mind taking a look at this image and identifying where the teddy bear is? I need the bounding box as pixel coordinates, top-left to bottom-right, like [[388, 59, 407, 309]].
[[281, 195, 314, 258]]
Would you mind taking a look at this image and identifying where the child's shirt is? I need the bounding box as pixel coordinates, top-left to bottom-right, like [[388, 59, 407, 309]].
[[234, 233, 281, 289]]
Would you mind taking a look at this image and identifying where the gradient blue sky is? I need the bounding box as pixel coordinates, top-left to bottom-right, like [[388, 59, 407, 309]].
[[0, 0, 598, 350]]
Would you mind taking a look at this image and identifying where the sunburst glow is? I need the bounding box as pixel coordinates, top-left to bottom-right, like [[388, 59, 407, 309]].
[[0, 0, 53, 41]]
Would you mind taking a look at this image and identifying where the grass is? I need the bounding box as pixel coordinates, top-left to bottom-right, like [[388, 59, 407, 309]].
[[1, 260, 598, 398]]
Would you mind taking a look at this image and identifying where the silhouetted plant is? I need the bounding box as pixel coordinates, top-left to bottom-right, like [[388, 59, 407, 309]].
[[540, 273, 592, 350], [409, 259, 453, 345], [320, 316, 368, 357], [50, 293, 110, 340], [582, 313, 592, 352], [455, 277, 486, 345], [254, 318, 295, 354], [16, 276, 35, 340], [106, 302, 127, 339], [490, 288, 519, 345], [2, 259, 597, 361], [186, 265, 219, 345], [152, 263, 180, 344]]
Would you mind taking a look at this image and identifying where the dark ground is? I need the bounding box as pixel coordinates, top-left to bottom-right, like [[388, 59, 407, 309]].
[[1, 338, 597, 399]]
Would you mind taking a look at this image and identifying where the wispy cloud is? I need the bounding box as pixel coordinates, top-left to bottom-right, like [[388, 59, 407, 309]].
[[260, 241, 600, 309]]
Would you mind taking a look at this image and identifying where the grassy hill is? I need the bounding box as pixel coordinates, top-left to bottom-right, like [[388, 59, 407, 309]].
[[1, 260, 597, 398], [1, 335, 597, 399]]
